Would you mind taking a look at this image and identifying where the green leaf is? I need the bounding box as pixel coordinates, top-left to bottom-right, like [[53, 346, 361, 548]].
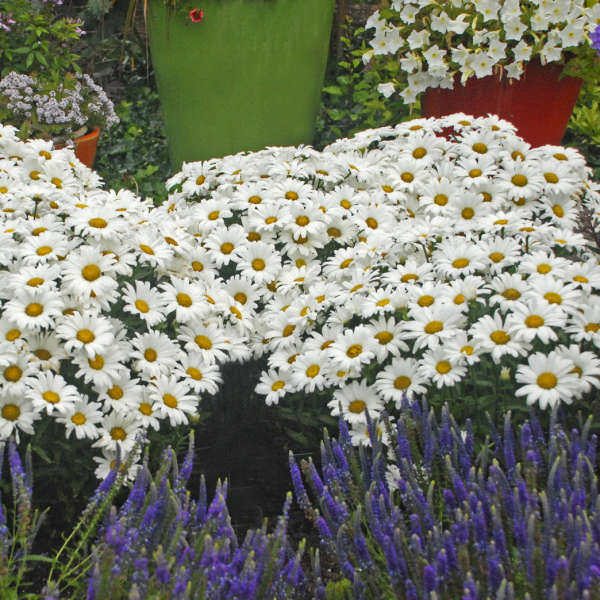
[[322, 86, 344, 96]]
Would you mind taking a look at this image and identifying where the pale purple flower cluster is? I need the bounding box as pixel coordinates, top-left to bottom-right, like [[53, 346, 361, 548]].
[[0, 71, 119, 136], [86, 436, 306, 599], [292, 401, 600, 598]]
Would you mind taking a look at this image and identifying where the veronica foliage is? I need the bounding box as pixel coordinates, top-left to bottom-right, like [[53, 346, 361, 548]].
[[292, 400, 600, 599]]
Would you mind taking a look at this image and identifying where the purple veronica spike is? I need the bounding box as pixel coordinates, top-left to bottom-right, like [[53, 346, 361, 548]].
[[590, 23, 600, 55]]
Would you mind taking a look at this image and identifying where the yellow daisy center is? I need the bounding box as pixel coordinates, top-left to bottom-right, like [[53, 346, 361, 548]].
[[25, 303, 44, 317], [252, 258, 266, 271], [375, 331, 393, 345], [82, 264, 101, 281], [88, 355, 104, 370], [139, 403, 153, 416], [346, 344, 363, 358], [537, 264, 552, 274], [176, 293, 193, 307], [452, 258, 470, 269], [42, 391, 60, 404], [2, 404, 20, 421], [461, 207, 475, 219], [77, 329, 95, 344], [525, 315, 544, 328], [163, 394, 178, 408], [418, 295, 434, 307], [71, 412, 86, 425], [195, 335, 213, 350], [296, 216, 309, 227], [348, 400, 366, 414], [89, 218, 107, 229], [271, 380, 285, 391], [186, 367, 203, 380], [34, 349, 51, 360], [436, 361, 451, 374], [110, 427, 127, 441], [424, 320, 443, 334], [108, 386, 124, 400], [221, 242, 234, 254], [394, 376, 411, 389], [490, 330, 510, 344], [4, 366, 23, 382], [434, 194, 448, 206], [144, 348, 157, 362], [511, 174, 528, 187], [544, 172, 559, 184], [135, 299, 149, 313], [544, 292, 562, 305], [6, 329, 21, 342], [537, 372, 557, 389], [306, 364, 320, 378], [472, 142, 487, 154]]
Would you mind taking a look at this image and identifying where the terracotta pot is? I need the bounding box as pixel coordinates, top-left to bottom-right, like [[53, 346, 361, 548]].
[[422, 60, 583, 147], [73, 127, 100, 168], [54, 127, 100, 168]]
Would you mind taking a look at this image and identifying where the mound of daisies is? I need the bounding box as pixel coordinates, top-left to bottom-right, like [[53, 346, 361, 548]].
[[1, 114, 600, 475]]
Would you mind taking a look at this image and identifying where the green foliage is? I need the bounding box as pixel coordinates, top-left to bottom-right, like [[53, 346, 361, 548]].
[[95, 87, 171, 204], [565, 82, 600, 180], [0, 0, 83, 80], [313, 20, 413, 149]]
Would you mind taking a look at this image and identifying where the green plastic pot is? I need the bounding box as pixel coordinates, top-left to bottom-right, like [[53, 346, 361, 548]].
[[147, 0, 335, 168]]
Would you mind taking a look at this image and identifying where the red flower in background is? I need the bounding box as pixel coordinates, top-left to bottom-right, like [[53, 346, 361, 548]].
[[189, 8, 204, 22]]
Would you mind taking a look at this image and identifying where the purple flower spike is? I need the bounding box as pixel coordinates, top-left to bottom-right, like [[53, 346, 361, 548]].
[[590, 24, 600, 55]]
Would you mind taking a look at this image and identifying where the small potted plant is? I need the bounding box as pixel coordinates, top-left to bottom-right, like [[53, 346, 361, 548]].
[[0, 0, 119, 166], [364, 0, 600, 146], [0, 71, 119, 167]]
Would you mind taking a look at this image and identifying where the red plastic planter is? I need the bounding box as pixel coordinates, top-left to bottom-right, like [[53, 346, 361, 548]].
[[422, 60, 583, 147], [73, 127, 100, 168]]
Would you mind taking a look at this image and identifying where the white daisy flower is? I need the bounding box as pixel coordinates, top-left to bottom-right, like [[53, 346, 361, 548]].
[[121, 280, 167, 327], [148, 376, 198, 427], [418, 347, 467, 389], [328, 325, 377, 371], [174, 354, 222, 395], [93, 411, 142, 454], [27, 371, 79, 416], [0, 394, 39, 441], [506, 299, 567, 345], [290, 350, 329, 393], [56, 311, 115, 358], [374, 356, 426, 403], [131, 332, 181, 379], [470, 313, 531, 364], [515, 351, 580, 410], [255, 368, 294, 406], [402, 303, 466, 351], [328, 380, 384, 425]]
